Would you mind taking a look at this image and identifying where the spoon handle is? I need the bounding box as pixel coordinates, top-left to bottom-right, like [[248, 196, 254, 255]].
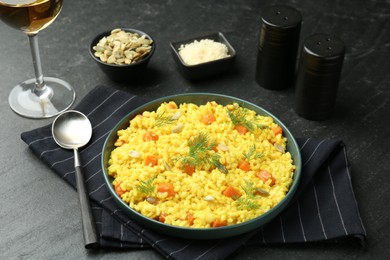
[[74, 150, 99, 249]]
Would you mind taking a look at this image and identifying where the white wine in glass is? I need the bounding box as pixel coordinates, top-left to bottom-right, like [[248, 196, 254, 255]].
[[0, 0, 75, 118]]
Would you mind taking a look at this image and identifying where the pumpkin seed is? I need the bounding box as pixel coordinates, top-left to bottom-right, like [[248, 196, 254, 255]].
[[93, 28, 153, 65]]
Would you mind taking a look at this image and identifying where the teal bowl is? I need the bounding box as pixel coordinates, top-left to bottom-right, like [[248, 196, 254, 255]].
[[101, 93, 301, 240]]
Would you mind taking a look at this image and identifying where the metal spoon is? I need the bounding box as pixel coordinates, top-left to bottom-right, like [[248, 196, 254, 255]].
[[52, 110, 99, 249]]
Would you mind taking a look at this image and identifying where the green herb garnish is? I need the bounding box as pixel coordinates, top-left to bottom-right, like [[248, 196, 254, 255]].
[[227, 107, 268, 132], [155, 111, 175, 127], [227, 107, 257, 132], [236, 197, 259, 210], [177, 132, 228, 174], [243, 144, 263, 161], [236, 179, 260, 210], [136, 176, 156, 196]]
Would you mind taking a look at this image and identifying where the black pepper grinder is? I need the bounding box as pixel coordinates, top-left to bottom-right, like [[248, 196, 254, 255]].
[[294, 34, 345, 120], [255, 5, 302, 90]]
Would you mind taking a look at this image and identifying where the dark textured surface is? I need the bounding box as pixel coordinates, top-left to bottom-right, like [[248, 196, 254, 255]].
[[0, 0, 389, 259]]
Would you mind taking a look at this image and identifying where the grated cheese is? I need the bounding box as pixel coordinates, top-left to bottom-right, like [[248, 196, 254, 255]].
[[178, 39, 230, 65]]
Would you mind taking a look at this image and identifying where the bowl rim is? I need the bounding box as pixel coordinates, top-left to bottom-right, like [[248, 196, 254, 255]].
[[89, 28, 155, 68], [170, 31, 237, 68], [101, 93, 302, 239]]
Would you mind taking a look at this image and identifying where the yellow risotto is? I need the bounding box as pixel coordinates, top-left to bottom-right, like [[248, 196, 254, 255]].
[[107, 101, 295, 228]]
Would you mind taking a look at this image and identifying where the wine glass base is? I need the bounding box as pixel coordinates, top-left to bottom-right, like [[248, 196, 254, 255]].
[[8, 77, 76, 119]]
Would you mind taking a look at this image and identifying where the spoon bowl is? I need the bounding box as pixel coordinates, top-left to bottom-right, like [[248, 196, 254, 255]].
[[52, 110, 92, 149], [52, 110, 99, 249]]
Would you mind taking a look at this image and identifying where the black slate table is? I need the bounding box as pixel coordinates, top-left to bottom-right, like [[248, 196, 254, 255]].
[[0, 0, 389, 259]]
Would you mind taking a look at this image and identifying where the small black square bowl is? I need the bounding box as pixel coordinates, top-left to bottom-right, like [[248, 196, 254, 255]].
[[170, 32, 236, 81], [89, 28, 155, 83]]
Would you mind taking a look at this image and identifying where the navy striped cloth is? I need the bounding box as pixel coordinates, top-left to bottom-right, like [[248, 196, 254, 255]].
[[21, 85, 366, 259]]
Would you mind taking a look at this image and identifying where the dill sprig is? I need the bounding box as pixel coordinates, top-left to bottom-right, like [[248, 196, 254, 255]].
[[136, 176, 156, 196], [227, 107, 269, 132], [178, 132, 228, 174], [243, 144, 263, 161], [236, 197, 259, 210], [155, 111, 176, 127], [242, 179, 256, 197], [188, 132, 215, 156], [236, 179, 260, 210], [227, 107, 257, 132]]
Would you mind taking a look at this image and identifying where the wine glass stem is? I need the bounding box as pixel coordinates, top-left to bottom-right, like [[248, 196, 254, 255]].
[[28, 34, 46, 92]]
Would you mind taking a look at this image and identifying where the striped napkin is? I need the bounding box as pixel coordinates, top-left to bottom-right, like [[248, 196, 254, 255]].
[[21, 85, 366, 259]]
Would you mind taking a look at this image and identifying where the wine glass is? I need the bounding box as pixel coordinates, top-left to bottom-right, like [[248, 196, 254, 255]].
[[0, 0, 75, 118]]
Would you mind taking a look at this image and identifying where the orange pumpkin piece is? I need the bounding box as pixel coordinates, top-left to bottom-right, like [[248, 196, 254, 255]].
[[238, 161, 251, 172], [272, 126, 283, 136], [202, 114, 216, 125], [234, 124, 249, 135], [211, 218, 227, 228], [183, 163, 196, 176], [187, 213, 195, 226], [143, 131, 159, 141], [159, 212, 167, 223], [222, 186, 241, 200], [144, 155, 159, 167], [114, 181, 126, 196], [256, 170, 276, 186], [157, 182, 176, 197]]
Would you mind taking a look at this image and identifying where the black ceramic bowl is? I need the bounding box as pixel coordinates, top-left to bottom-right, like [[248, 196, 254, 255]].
[[89, 28, 155, 83], [170, 32, 236, 80], [101, 93, 302, 240]]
